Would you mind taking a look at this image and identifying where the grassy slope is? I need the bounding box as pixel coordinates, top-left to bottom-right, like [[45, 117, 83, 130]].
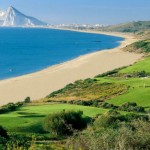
[[98, 77, 150, 108], [119, 56, 150, 73], [98, 57, 150, 107], [0, 104, 108, 134]]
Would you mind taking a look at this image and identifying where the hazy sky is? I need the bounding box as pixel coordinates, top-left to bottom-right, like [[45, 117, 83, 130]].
[[0, 0, 150, 25]]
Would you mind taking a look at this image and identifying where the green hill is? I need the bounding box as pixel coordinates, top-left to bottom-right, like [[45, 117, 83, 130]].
[[101, 21, 150, 32]]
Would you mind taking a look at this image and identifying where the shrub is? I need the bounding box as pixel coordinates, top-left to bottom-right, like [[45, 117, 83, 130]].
[[66, 117, 150, 150], [0, 126, 8, 139], [93, 111, 125, 129], [95, 67, 127, 78], [0, 102, 23, 114], [124, 113, 149, 122], [43, 110, 87, 136], [118, 102, 145, 113], [100, 102, 115, 109], [24, 97, 31, 103]]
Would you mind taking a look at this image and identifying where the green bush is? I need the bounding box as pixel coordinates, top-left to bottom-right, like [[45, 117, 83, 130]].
[[95, 69, 119, 78], [100, 102, 115, 109], [24, 97, 31, 103], [66, 119, 150, 150], [93, 111, 125, 129], [0, 102, 24, 114], [124, 113, 149, 122], [43, 110, 88, 136], [66, 110, 150, 150], [0, 126, 8, 139], [0, 126, 8, 149], [118, 102, 145, 113]]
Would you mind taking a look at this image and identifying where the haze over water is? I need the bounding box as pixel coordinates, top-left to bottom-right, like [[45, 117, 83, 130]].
[[0, 28, 124, 80]]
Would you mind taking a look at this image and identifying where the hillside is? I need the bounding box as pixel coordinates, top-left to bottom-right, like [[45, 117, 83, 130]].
[[136, 29, 150, 39], [45, 55, 150, 108], [46, 79, 128, 101], [100, 21, 150, 32], [123, 39, 150, 53]]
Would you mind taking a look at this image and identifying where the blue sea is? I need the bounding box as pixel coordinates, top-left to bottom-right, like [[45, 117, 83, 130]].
[[0, 28, 124, 80]]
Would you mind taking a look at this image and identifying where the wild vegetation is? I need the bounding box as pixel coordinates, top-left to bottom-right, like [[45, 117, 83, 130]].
[[46, 79, 128, 101], [123, 39, 150, 53], [66, 111, 150, 150]]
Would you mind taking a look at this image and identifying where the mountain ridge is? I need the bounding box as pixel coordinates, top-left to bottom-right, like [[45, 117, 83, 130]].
[[0, 6, 47, 27]]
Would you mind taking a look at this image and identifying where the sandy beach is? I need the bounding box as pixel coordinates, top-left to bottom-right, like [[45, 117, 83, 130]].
[[0, 30, 143, 106]]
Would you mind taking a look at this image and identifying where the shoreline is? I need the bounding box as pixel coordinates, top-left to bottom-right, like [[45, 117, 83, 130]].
[[0, 29, 143, 106]]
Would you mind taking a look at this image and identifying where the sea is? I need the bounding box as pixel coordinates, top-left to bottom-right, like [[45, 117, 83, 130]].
[[0, 28, 124, 80]]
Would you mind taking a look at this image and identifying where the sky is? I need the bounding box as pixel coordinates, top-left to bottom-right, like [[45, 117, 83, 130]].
[[0, 0, 150, 25]]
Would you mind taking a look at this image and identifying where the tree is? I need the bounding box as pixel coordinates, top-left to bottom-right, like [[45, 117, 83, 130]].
[[43, 110, 87, 136]]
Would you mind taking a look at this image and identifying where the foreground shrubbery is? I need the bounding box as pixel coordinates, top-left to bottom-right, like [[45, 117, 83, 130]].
[[0, 126, 9, 150], [43, 110, 88, 136], [0, 110, 149, 150], [66, 111, 150, 150]]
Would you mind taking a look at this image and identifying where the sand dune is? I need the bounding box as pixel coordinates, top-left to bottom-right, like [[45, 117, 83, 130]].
[[0, 30, 143, 106]]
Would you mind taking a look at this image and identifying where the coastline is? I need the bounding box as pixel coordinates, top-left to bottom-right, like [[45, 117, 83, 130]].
[[0, 29, 143, 106]]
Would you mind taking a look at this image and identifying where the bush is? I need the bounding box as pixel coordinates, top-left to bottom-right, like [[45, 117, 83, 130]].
[[66, 114, 150, 150], [118, 102, 145, 113], [24, 97, 31, 103], [66, 120, 150, 150], [0, 126, 8, 139], [124, 113, 149, 122], [93, 111, 125, 129], [100, 102, 115, 109], [43, 110, 88, 136], [0, 102, 24, 114], [67, 100, 102, 107], [95, 69, 119, 78], [95, 67, 127, 78]]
